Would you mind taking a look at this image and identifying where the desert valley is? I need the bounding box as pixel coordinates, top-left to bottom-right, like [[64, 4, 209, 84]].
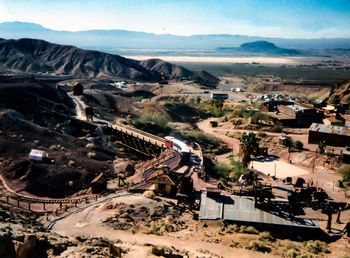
[[0, 1, 350, 257]]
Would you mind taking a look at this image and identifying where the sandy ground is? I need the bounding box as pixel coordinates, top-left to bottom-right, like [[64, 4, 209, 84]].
[[52, 194, 276, 258], [70, 94, 87, 120], [125, 56, 345, 65], [250, 158, 309, 178]]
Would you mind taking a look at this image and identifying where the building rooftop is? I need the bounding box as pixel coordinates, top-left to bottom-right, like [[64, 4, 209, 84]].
[[199, 191, 319, 229], [309, 123, 350, 136], [285, 104, 309, 112]]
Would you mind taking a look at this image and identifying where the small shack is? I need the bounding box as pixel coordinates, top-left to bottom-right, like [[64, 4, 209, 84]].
[[73, 82, 84, 96], [279, 136, 291, 146], [209, 120, 218, 127], [28, 149, 48, 162], [146, 169, 177, 195], [90, 173, 107, 194]]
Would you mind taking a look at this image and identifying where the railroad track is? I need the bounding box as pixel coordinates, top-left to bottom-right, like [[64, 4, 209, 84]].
[[112, 122, 165, 147], [0, 174, 98, 206]]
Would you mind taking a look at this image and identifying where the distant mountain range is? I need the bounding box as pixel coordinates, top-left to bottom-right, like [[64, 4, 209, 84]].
[[1, 22, 350, 52], [217, 41, 300, 56], [0, 38, 218, 85]]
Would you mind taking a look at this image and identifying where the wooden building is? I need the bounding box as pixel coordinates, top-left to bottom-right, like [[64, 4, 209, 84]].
[[146, 169, 177, 195], [90, 173, 107, 194], [308, 123, 350, 147]]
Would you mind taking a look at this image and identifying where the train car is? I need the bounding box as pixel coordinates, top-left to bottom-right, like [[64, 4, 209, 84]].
[[164, 136, 190, 153]]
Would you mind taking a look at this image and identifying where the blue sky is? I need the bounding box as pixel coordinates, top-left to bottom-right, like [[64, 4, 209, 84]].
[[1, 0, 350, 38]]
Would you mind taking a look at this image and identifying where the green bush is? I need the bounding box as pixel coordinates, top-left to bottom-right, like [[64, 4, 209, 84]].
[[228, 157, 249, 182], [213, 158, 249, 183], [187, 131, 230, 155], [213, 162, 231, 181], [188, 100, 228, 117], [247, 240, 271, 253], [292, 140, 303, 150], [130, 113, 171, 137]]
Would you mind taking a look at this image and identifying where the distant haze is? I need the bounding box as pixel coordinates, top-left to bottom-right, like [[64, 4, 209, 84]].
[[1, 0, 350, 38], [1, 22, 350, 52]]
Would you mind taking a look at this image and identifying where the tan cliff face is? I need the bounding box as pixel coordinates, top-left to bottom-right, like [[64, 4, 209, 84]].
[[325, 80, 350, 104]]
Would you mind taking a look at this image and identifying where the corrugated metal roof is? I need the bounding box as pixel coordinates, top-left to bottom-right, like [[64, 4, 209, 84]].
[[199, 192, 319, 229], [309, 123, 350, 136]]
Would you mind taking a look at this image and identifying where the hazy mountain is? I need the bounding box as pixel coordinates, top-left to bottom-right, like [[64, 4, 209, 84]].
[[0, 38, 218, 85], [217, 41, 300, 55], [1, 22, 350, 51]]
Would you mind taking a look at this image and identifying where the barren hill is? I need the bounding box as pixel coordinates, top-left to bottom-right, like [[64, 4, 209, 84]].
[[0, 38, 218, 85], [325, 80, 350, 104], [217, 41, 300, 55], [140, 58, 219, 86]]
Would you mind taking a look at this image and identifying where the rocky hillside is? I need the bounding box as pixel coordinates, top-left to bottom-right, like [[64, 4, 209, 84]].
[[0, 38, 218, 85], [140, 58, 219, 86], [325, 80, 350, 104]]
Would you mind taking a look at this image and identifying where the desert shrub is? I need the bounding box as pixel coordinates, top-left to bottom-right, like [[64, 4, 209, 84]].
[[87, 152, 97, 159], [304, 240, 330, 254], [229, 158, 249, 182], [187, 131, 230, 155], [230, 241, 243, 248], [292, 140, 303, 150], [213, 162, 231, 181], [297, 251, 314, 258], [143, 216, 180, 236], [247, 240, 271, 253], [226, 224, 239, 233], [192, 74, 202, 83], [143, 190, 156, 199], [240, 225, 259, 234], [270, 124, 283, 132], [286, 249, 298, 258], [258, 231, 275, 242], [130, 113, 171, 137], [68, 160, 76, 167], [257, 132, 267, 138], [188, 100, 228, 117], [338, 165, 350, 181], [285, 240, 299, 250], [226, 131, 242, 139], [213, 159, 249, 183]]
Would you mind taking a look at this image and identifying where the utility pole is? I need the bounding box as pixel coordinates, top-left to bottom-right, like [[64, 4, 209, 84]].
[[312, 151, 317, 174]]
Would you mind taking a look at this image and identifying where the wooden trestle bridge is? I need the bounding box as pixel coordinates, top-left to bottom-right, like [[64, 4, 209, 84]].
[[0, 121, 190, 213]]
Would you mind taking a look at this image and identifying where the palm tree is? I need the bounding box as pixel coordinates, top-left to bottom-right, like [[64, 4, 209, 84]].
[[239, 132, 260, 168]]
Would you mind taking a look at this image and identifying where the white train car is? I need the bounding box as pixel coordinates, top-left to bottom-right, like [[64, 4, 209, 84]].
[[164, 136, 190, 153]]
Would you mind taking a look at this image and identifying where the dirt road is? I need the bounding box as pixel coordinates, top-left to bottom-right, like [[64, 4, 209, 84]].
[[52, 194, 276, 258]]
